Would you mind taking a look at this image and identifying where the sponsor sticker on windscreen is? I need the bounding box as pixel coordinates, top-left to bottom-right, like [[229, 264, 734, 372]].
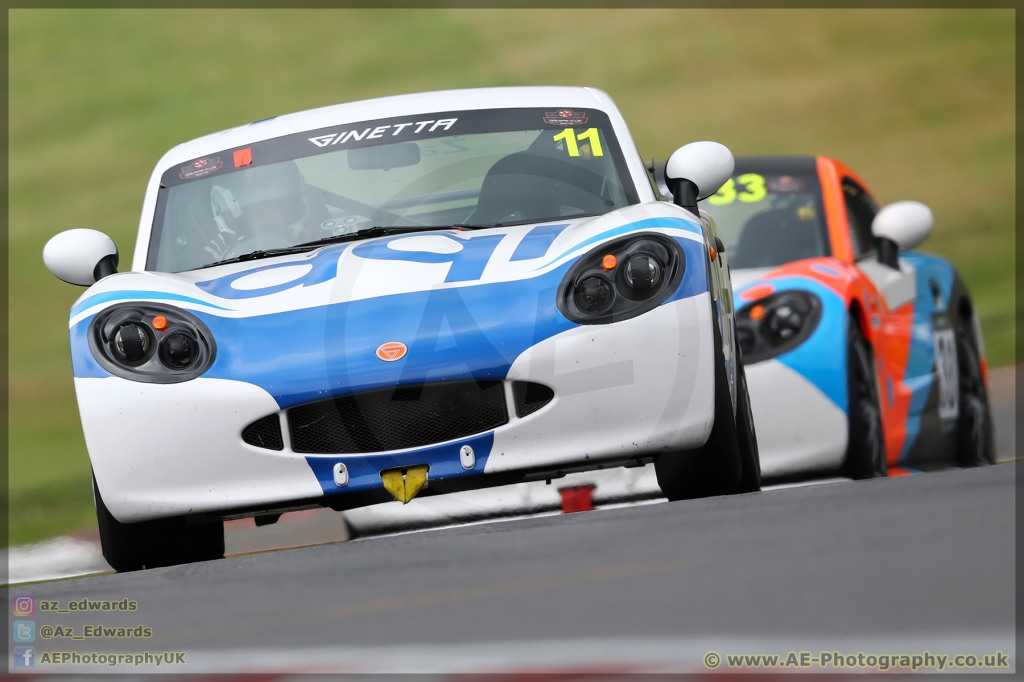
[[543, 109, 588, 126], [179, 157, 223, 180]]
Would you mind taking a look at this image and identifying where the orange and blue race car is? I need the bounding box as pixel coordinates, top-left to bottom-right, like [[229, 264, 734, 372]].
[[660, 156, 992, 479]]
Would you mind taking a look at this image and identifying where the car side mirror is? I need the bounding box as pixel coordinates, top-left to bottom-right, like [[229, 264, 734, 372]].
[[43, 229, 119, 286], [664, 141, 735, 217], [872, 201, 933, 269]]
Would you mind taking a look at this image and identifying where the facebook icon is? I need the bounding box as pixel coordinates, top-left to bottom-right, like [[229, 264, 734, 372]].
[[13, 646, 34, 668]]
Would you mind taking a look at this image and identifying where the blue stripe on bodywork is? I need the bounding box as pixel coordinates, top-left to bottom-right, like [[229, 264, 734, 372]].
[[304, 432, 494, 496], [734, 276, 849, 413], [69, 314, 112, 378], [70, 290, 232, 318], [195, 245, 345, 300], [538, 216, 702, 269], [351, 233, 507, 283], [896, 251, 955, 462], [189, 236, 709, 410], [510, 224, 570, 261]]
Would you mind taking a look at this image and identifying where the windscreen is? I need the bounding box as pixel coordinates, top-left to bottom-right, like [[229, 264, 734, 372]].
[[698, 172, 830, 270], [148, 108, 638, 272]]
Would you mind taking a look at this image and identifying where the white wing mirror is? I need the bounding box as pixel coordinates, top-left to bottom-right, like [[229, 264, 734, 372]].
[[43, 229, 119, 286], [665, 141, 735, 216], [872, 201, 933, 269]]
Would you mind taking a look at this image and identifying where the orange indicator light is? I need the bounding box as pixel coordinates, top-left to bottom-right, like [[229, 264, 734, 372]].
[[152, 315, 168, 330], [601, 254, 617, 270], [749, 305, 765, 321], [709, 246, 718, 262]]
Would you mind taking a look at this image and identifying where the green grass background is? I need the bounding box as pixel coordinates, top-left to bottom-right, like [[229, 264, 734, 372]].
[[8, 9, 1014, 545]]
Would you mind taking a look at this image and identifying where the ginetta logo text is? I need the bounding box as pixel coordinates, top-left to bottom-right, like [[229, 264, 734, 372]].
[[376, 341, 408, 362], [309, 118, 458, 148]]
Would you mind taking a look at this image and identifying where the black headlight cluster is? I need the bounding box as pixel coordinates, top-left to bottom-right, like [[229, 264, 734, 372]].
[[558, 233, 686, 325], [736, 289, 822, 364], [89, 303, 216, 383]]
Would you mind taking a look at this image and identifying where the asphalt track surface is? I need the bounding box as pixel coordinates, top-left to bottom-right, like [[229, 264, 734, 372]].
[[8, 463, 1016, 674]]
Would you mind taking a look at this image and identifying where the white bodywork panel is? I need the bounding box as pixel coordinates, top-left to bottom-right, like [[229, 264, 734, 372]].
[[745, 359, 848, 477], [492, 292, 716, 472], [78, 377, 323, 522]]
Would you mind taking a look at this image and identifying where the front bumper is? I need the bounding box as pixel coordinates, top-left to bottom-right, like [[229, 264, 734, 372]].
[[81, 293, 716, 522], [745, 359, 848, 477]]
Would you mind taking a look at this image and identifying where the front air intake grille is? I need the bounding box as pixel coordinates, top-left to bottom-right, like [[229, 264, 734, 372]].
[[242, 414, 284, 451], [512, 381, 555, 417], [288, 381, 509, 454]]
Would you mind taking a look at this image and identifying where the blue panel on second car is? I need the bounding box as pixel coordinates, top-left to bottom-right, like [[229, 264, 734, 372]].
[[896, 251, 956, 461]]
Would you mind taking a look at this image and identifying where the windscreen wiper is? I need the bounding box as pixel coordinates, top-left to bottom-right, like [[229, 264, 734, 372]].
[[454, 214, 605, 229], [198, 225, 461, 269]]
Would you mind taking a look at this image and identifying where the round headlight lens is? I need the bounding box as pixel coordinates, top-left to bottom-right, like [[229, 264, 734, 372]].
[[113, 323, 150, 362], [766, 304, 804, 343], [623, 254, 662, 291], [159, 332, 198, 369], [575, 275, 615, 314]]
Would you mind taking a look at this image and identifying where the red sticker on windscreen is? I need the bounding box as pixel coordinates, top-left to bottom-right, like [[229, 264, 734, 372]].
[[233, 148, 253, 168], [179, 157, 223, 180]]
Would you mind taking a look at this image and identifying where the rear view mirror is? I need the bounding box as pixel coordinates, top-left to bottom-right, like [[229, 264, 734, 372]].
[[665, 141, 735, 216], [347, 143, 421, 171], [43, 229, 119, 286], [872, 201, 933, 269]]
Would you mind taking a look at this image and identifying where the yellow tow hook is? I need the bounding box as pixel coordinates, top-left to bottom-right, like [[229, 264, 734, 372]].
[[380, 465, 429, 504]]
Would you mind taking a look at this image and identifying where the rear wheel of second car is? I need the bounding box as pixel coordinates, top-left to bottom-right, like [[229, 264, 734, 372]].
[[954, 299, 994, 467]]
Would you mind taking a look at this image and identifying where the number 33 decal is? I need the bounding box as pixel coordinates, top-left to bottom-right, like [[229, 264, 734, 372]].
[[707, 173, 767, 206]]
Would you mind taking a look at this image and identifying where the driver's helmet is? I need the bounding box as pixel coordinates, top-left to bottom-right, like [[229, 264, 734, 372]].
[[210, 160, 307, 238]]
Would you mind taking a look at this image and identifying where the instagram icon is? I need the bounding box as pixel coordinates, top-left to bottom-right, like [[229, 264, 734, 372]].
[[13, 596, 34, 617]]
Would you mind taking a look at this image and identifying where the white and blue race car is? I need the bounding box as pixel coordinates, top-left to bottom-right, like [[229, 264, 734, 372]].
[[44, 87, 759, 570]]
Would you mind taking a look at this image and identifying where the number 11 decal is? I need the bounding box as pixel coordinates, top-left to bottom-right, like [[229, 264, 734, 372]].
[[553, 128, 604, 157]]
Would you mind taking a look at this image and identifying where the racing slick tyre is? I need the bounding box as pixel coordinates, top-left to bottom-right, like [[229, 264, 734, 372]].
[[954, 299, 994, 467], [735, 359, 762, 493], [655, 315, 745, 501], [94, 478, 224, 572], [842, 317, 887, 479]]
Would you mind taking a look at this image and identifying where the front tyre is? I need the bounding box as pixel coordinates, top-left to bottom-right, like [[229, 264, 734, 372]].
[[842, 317, 887, 479], [735, 359, 761, 493], [655, 313, 744, 501], [94, 478, 224, 572]]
